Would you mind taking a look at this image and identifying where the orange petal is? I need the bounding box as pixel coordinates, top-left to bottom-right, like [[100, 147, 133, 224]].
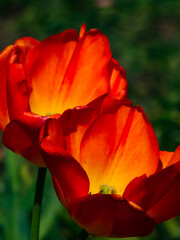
[[79, 23, 86, 40], [26, 28, 111, 116], [25, 29, 79, 116], [0, 45, 15, 130], [108, 58, 128, 99], [60, 97, 106, 161], [41, 138, 90, 206], [2, 112, 45, 166], [80, 103, 159, 194], [7, 63, 29, 120], [14, 37, 39, 64], [68, 194, 155, 237], [62, 109, 96, 161], [62, 98, 132, 162], [159, 146, 180, 169], [123, 160, 180, 213], [160, 151, 174, 168], [166, 146, 180, 166]]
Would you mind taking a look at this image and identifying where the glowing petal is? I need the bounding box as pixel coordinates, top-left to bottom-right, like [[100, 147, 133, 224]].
[[80, 103, 159, 194], [26, 28, 111, 116]]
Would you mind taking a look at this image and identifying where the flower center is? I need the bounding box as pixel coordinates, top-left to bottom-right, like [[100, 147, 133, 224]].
[[99, 184, 117, 194], [45, 112, 53, 116]]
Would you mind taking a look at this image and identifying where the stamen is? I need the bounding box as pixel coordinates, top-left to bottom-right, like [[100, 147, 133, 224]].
[[99, 184, 117, 194]]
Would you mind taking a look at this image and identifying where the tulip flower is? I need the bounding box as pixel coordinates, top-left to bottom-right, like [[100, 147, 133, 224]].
[[40, 99, 180, 238], [0, 24, 127, 166]]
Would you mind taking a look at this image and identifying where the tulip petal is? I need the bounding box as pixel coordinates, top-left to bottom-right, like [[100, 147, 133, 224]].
[[2, 112, 45, 166], [0, 45, 15, 130], [26, 28, 111, 116], [80, 103, 159, 195], [108, 58, 128, 99], [147, 148, 180, 223], [7, 63, 29, 120], [123, 159, 180, 216], [0, 37, 39, 130], [160, 151, 174, 168], [68, 194, 155, 237], [166, 145, 180, 167], [60, 96, 106, 161], [147, 177, 180, 223], [79, 23, 86, 40], [62, 98, 132, 163], [25, 29, 78, 116], [14, 37, 39, 64], [41, 138, 90, 206], [159, 146, 180, 169], [40, 117, 64, 148]]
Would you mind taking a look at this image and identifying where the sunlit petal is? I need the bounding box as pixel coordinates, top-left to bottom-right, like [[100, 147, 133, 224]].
[[80, 103, 159, 194]]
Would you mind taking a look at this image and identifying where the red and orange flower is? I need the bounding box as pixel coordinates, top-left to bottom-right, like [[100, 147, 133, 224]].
[[0, 24, 127, 166], [40, 99, 180, 237], [1, 24, 179, 238]]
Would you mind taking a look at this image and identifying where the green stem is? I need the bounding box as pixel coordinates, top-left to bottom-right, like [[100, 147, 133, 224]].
[[31, 167, 47, 240], [77, 229, 89, 240]]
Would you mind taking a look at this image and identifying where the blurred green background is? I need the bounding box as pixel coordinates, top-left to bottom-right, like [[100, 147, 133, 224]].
[[0, 0, 180, 239]]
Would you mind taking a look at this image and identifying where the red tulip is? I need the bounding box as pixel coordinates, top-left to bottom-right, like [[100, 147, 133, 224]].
[[0, 24, 127, 166], [40, 99, 179, 237]]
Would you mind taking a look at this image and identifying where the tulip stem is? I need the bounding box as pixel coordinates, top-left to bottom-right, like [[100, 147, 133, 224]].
[[31, 167, 47, 240], [77, 229, 89, 240]]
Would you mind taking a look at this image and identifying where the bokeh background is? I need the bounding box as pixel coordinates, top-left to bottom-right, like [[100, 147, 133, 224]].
[[0, 0, 180, 239]]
